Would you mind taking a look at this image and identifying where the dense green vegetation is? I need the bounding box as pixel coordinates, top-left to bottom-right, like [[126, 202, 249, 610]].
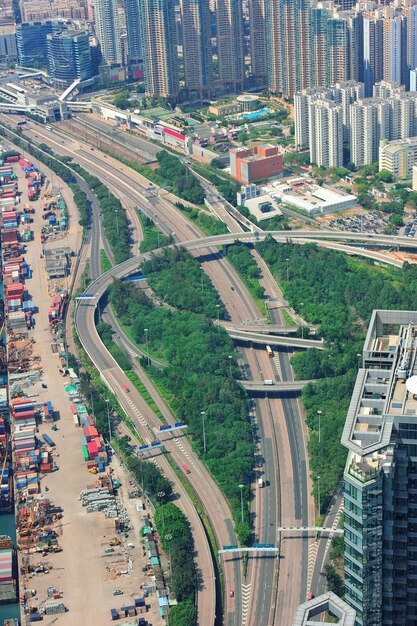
[[154, 503, 196, 605], [157, 150, 204, 204], [142, 246, 226, 319], [138, 212, 173, 252], [191, 163, 240, 206], [115, 435, 173, 502], [108, 279, 253, 537], [256, 237, 417, 510], [175, 202, 228, 236], [168, 599, 196, 626], [225, 242, 265, 308]]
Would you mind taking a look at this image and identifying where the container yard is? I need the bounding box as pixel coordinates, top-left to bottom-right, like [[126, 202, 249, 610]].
[[0, 139, 165, 625]]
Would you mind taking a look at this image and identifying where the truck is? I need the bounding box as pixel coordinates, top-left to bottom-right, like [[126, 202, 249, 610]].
[[263, 380, 274, 386], [258, 478, 264, 488]]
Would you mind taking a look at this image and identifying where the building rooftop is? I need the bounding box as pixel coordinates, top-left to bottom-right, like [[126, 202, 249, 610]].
[[380, 136, 417, 154], [292, 591, 356, 626], [263, 177, 357, 215], [342, 310, 417, 460]]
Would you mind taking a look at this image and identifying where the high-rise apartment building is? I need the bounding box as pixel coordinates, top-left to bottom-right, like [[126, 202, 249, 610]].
[[383, 15, 407, 87], [350, 97, 390, 166], [342, 309, 417, 626], [363, 15, 384, 95], [310, 6, 330, 87], [295, 81, 363, 149], [16, 20, 53, 67], [249, 0, 267, 87], [308, 98, 343, 167], [181, 0, 212, 99], [47, 30, 93, 88], [94, 0, 122, 64], [124, 0, 142, 70], [266, 0, 311, 98], [215, 0, 244, 92], [140, 0, 178, 98]]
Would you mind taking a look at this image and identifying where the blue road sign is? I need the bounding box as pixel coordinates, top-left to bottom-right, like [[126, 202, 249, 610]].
[[223, 545, 238, 551], [253, 543, 275, 549]]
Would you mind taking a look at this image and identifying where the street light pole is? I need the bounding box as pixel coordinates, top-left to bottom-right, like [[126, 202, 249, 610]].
[[317, 410, 322, 444], [115, 209, 119, 235], [317, 476, 321, 517], [165, 533, 173, 582], [357, 353, 361, 370], [228, 355, 233, 378], [239, 484, 244, 523], [286, 257, 289, 282], [144, 328, 149, 366], [106, 399, 111, 440], [300, 302, 304, 339], [216, 304, 220, 333], [157, 491, 166, 532], [201, 411, 206, 453]]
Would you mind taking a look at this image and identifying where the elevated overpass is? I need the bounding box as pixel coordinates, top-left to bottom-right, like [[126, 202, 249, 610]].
[[230, 328, 324, 349], [220, 321, 319, 335], [240, 380, 315, 393]]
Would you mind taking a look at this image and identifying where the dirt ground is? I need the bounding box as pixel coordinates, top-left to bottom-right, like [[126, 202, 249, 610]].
[[8, 147, 164, 625]]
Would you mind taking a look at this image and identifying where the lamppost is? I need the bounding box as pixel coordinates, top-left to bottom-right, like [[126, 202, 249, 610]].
[[286, 257, 290, 282], [201, 411, 206, 454], [144, 328, 149, 367], [158, 491, 166, 532], [201, 267, 204, 293], [216, 304, 220, 333], [300, 302, 304, 339], [165, 533, 173, 581], [317, 476, 321, 518], [228, 355, 233, 378], [106, 398, 111, 440], [115, 209, 119, 235], [239, 484, 244, 523], [317, 410, 322, 445], [357, 353, 361, 370]]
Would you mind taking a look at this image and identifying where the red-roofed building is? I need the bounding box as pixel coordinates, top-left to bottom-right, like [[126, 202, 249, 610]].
[[230, 144, 283, 184]]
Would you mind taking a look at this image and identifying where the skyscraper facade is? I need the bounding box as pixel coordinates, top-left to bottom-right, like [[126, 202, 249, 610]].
[[350, 97, 390, 166], [16, 21, 53, 67], [342, 310, 417, 626], [308, 98, 343, 167], [47, 30, 93, 88], [249, 0, 267, 87], [124, 0, 143, 69], [215, 0, 244, 92], [363, 15, 384, 96], [94, 0, 122, 64], [266, 0, 311, 97], [140, 0, 178, 98], [181, 0, 212, 98]]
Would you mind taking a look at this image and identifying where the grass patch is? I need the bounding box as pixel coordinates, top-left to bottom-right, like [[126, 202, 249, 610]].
[[100, 249, 112, 272], [137, 211, 173, 252], [282, 309, 294, 325], [175, 202, 228, 236], [124, 369, 167, 424]]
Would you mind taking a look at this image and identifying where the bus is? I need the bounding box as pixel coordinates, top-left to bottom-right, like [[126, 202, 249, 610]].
[[266, 345, 273, 358]]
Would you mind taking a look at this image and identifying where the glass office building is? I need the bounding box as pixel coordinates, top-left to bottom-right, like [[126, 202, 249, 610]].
[[16, 21, 53, 67], [47, 31, 93, 89], [342, 310, 417, 626]]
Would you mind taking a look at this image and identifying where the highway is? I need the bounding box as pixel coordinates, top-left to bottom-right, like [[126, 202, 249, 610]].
[[18, 120, 248, 624], [17, 118, 412, 625], [229, 328, 324, 349]]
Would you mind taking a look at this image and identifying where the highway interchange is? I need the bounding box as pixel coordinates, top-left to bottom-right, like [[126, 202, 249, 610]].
[[4, 115, 415, 625]]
